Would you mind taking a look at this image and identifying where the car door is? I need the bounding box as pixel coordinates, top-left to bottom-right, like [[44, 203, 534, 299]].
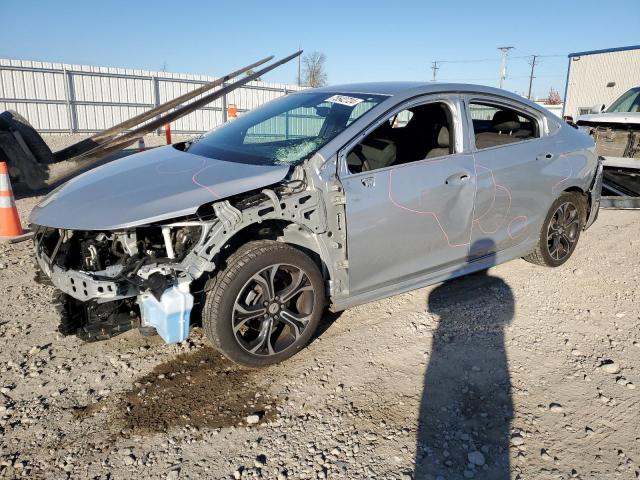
[[464, 97, 560, 258], [339, 95, 476, 295]]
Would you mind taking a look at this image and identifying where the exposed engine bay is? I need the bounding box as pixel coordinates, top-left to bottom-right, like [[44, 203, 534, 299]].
[[35, 223, 201, 340], [32, 172, 336, 343]]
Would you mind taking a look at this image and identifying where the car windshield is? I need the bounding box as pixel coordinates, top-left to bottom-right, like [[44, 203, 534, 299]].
[[187, 92, 387, 166], [606, 87, 640, 113]]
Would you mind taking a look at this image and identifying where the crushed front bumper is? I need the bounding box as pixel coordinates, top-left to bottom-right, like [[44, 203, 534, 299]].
[[35, 247, 136, 303]]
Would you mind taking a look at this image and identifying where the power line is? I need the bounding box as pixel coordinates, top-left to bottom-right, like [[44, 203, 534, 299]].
[[431, 50, 567, 96], [438, 74, 564, 82], [512, 54, 565, 60], [436, 58, 500, 64], [433, 53, 566, 65]]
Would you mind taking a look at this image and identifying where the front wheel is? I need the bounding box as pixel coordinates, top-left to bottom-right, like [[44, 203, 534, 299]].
[[523, 192, 586, 267], [202, 240, 325, 367]]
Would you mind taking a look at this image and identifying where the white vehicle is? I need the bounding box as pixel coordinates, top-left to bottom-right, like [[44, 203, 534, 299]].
[[576, 86, 640, 207]]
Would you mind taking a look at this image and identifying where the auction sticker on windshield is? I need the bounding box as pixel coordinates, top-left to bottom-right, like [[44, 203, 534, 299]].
[[325, 95, 364, 107]]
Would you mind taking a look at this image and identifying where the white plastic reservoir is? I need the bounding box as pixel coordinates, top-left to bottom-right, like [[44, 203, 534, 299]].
[[138, 281, 193, 344]]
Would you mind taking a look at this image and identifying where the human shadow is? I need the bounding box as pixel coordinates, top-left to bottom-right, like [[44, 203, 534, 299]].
[[415, 240, 514, 479]]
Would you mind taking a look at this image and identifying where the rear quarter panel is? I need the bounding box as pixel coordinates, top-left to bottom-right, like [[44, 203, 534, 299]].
[[466, 99, 597, 256], [527, 121, 597, 240], [547, 123, 598, 195]]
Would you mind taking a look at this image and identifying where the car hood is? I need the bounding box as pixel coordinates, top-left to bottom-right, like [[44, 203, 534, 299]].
[[29, 146, 290, 230], [577, 112, 640, 125]]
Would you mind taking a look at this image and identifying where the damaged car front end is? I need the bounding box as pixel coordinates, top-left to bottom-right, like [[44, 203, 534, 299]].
[[30, 89, 383, 349], [34, 223, 200, 342], [31, 155, 326, 344]]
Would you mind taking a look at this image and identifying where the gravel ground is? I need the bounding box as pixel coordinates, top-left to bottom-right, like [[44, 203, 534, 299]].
[[0, 197, 639, 480]]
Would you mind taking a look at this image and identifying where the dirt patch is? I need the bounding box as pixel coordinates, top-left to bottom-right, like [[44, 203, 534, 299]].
[[122, 347, 277, 434], [76, 346, 277, 435]]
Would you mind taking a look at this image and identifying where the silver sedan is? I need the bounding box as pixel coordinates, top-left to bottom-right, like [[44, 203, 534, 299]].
[[30, 82, 602, 366]]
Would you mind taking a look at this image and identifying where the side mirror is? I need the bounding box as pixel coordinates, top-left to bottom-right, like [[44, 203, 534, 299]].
[[589, 104, 605, 114]]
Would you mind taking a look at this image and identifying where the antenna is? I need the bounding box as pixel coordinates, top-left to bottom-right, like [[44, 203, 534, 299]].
[[497, 46, 514, 88]]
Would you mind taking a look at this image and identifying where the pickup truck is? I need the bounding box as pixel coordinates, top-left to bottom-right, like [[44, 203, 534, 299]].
[[576, 86, 640, 208]]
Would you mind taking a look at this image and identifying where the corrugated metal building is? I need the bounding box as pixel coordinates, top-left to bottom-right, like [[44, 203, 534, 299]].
[[563, 45, 640, 119]]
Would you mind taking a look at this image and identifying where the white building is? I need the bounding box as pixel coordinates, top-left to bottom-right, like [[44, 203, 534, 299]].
[[563, 45, 640, 119]]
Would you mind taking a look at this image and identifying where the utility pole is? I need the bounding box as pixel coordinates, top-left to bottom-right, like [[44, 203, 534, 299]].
[[297, 44, 302, 87], [431, 61, 440, 82], [497, 46, 514, 88], [527, 55, 538, 100]]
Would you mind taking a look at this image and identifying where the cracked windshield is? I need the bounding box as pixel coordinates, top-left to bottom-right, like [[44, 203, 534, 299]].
[[188, 92, 387, 165]]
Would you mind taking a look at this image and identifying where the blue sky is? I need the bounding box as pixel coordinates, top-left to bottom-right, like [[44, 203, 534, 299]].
[[1, 0, 638, 99]]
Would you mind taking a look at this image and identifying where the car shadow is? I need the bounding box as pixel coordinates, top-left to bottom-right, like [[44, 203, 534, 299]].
[[415, 240, 514, 479], [309, 310, 344, 344]]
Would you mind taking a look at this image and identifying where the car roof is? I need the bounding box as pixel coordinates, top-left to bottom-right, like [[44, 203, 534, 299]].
[[304, 82, 548, 114], [309, 81, 526, 100]]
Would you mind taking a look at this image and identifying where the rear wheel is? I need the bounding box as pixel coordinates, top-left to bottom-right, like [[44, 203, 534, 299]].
[[202, 240, 325, 367], [524, 192, 586, 267]]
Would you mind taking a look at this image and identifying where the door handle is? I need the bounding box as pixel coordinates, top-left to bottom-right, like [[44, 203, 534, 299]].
[[361, 176, 375, 188], [445, 172, 470, 186], [536, 152, 554, 161]]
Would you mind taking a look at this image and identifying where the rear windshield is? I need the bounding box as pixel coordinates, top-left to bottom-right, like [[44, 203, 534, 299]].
[[187, 92, 387, 166], [606, 87, 640, 113]]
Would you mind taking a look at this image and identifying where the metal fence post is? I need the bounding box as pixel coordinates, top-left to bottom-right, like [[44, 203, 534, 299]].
[[63, 68, 77, 133], [283, 87, 289, 139], [222, 84, 228, 123], [152, 76, 161, 135]]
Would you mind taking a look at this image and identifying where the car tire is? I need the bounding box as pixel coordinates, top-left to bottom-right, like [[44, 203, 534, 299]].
[[202, 240, 325, 368], [0, 110, 53, 191], [523, 192, 586, 267], [0, 110, 53, 164]]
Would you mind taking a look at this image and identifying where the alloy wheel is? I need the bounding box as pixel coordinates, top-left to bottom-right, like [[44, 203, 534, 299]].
[[232, 263, 315, 356], [546, 202, 580, 261]]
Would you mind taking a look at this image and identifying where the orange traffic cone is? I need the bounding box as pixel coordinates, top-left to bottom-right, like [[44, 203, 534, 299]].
[[227, 103, 238, 121], [0, 162, 33, 244]]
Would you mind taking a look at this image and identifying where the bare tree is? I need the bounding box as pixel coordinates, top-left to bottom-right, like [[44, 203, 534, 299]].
[[302, 51, 328, 87], [545, 87, 562, 105]]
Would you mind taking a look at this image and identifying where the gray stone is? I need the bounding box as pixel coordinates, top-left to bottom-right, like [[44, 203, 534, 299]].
[[599, 361, 620, 374], [166, 469, 179, 480], [246, 414, 261, 424], [549, 403, 563, 413], [468, 451, 485, 466]]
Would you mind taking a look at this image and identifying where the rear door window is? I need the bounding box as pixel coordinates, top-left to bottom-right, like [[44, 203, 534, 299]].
[[469, 102, 539, 150]]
